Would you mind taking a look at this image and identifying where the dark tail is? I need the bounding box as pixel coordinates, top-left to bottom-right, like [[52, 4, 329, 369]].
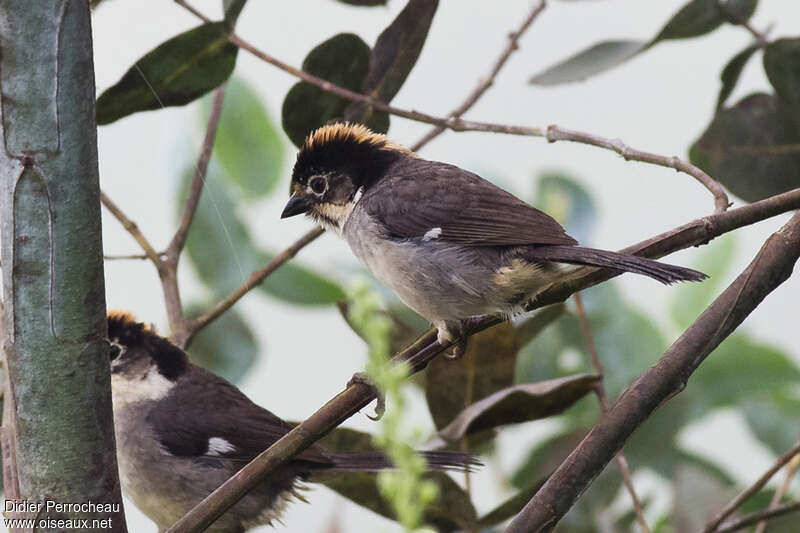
[[526, 245, 707, 285], [320, 450, 480, 473]]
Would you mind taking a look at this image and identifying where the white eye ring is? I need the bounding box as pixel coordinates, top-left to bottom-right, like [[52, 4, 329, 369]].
[[308, 176, 327, 195]]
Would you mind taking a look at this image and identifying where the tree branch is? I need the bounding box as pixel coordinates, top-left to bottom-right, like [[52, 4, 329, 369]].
[[409, 0, 548, 151], [754, 449, 800, 533], [701, 439, 800, 533], [506, 210, 800, 533], [716, 501, 800, 533], [175, 1, 729, 214], [100, 191, 164, 268], [167, 84, 227, 260], [164, 189, 800, 533], [573, 293, 651, 533], [182, 226, 325, 345]]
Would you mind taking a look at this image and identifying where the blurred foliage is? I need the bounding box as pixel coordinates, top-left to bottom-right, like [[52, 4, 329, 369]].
[[203, 79, 285, 197], [347, 281, 440, 530], [184, 305, 257, 384]]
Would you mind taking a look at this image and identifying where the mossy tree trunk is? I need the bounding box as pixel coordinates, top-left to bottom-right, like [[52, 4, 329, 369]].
[[0, 1, 127, 531]]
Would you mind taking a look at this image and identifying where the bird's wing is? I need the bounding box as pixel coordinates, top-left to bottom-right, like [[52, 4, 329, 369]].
[[360, 159, 577, 246], [146, 367, 334, 466]]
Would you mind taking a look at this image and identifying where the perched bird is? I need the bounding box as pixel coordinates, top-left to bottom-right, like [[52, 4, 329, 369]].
[[282, 123, 706, 355], [107, 311, 477, 533]]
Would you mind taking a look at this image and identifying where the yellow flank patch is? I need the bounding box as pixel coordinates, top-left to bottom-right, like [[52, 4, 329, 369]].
[[493, 259, 554, 300]]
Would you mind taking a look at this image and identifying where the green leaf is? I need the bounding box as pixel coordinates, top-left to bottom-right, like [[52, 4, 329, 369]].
[[717, 44, 759, 109], [185, 305, 257, 383], [741, 393, 800, 454], [517, 283, 666, 401], [204, 78, 285, 198], [97, 22, 238, 125], [337, 301, 427, 355], [764, 38, 800, 106], [257, 251, 345, 305], [223, 0, 247, 26], [690, 92, 800, 202], [282, 33, 388, 147], [672, 463, 733, 531], [425, 323, 518, 431], [651, 0, 724, 43], [344, 0, 437, 121], [669, 234, 736, 329], [692, 334, 800, 411], [316, 427, 478, 532], [529, 40, 645, 86], [180, 164, 259, 296], [722, 0, 758, 23], [535, 172, 597, 242], [179, 164, 344, 305], [477, 482, 545, 528], [437, 374, 600, 442], [514, 304, 567, 347]]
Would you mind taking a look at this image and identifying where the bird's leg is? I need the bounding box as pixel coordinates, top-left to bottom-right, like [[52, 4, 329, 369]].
[[438, 320, 469, 359], [347, 372, 385, 421]]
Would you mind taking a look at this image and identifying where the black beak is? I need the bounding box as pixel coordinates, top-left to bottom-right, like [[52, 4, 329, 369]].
[[281, 193, 310, 219]]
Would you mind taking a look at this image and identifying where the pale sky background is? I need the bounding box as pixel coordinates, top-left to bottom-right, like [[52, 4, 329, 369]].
[[11, 1, 800, 531]]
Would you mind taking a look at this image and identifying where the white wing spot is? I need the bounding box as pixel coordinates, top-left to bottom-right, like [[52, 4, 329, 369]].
[[423, 227, 442, 241], [352, 186, 364, 204], [207, 437, 237, 456]]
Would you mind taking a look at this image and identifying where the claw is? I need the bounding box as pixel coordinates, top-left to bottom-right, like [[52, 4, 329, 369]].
[[348, 372, 386, 420], [445, 336, 468, 359]]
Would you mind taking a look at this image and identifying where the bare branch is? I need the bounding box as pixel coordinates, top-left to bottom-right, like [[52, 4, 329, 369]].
[[574, 293, 651, 533], [702, 439, 800, 533], [754, 450, 800, 533], [410, 0, 548, 151], [104, 252, 166, 260], [182, 227, 325, 345], [506, 210, 800, 533], [164, 188, 800, 533], [175, 1, 729, 214], [167, 84, 227, 260], [716, 501, 800, 533], [100, 191, 164, 268]]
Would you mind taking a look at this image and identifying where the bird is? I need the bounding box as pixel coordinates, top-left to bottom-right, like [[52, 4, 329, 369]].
[[281, 123, 706, 356], [107, 311, 478, 533]]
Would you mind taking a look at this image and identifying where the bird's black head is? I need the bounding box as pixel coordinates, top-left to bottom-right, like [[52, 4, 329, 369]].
[[107, 311, 188, 384], [281, 123, 411, 228]]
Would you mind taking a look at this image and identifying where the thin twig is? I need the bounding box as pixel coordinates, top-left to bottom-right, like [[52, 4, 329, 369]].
[[717, 1, 770, 47], [175, 1, 729, 214], [410, 0, 548, 151], [702, 439, 800, 533], [168, 84, 227, 260], [754, 451, 800, 533], [574, 293, 651, 533], [183, 227, 325, 345], [164, 189, 800, 533], [716, 501, 800, 533], [100, 191, 164, 268], [104, 252, 166, 260]]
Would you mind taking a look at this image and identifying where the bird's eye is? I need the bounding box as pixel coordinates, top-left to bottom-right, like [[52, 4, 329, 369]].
[[309, 177, 327, 195], [109, 341, 123, 361]]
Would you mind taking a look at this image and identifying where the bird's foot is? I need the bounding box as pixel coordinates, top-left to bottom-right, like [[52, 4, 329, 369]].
[[445, 336, 469, 359], [347, 372, 385, 421]]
